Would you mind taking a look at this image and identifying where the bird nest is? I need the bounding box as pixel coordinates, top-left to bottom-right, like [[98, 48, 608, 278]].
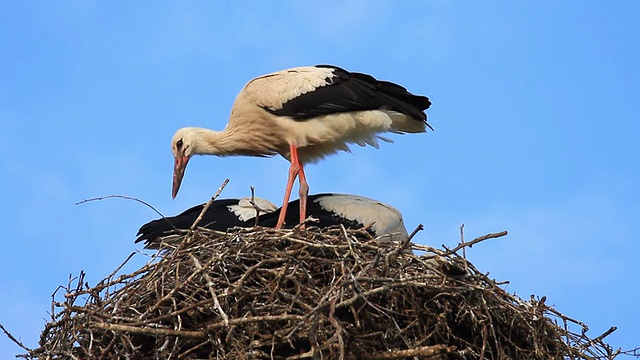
[[15, 226, 619, 359]]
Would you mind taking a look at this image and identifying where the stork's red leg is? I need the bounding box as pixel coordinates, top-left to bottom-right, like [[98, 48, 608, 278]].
[[298, 164, 309, 225], [276, 144, 301, 229]]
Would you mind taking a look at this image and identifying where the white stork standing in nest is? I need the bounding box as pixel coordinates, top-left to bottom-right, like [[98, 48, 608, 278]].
[[171, 65, 432, 228]]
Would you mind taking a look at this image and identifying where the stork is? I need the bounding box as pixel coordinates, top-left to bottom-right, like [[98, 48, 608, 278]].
[[136, 193, 409, 249], [171, 65, 431, 228], [135, 197, 277, 249], [257, 193, 408, 239]]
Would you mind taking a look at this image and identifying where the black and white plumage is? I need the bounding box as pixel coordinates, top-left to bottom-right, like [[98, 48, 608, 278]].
[[136, 193, 408, 249], [258, 193, 408, 239], [170, 65, 431, 229], [135, 197, 277, 249]]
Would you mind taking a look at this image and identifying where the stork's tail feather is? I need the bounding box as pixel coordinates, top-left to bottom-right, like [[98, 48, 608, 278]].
[[386, 112, 430, 133]]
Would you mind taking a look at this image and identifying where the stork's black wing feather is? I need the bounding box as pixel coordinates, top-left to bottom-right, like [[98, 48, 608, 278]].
[[253, 194, 366, 232], [135, 199, 246, 244], [263, 65, 431, 127]]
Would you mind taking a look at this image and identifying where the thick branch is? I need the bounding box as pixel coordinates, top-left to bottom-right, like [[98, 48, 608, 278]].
[[363, 344, 456, 359]]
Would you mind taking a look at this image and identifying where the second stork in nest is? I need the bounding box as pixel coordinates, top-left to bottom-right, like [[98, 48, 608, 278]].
[[136, 193, 408, 249]]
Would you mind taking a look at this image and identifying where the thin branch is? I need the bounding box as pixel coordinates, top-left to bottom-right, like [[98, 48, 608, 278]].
[[460, 224, 468, 272], [388, 224, 423, 257], [579, 326, 618, 350], [249, 185, 262, 226], [406, 224, 424, 243], [189, 178, 230, 230], [204, 314, 304, 331], [0, 323, 32, 352], [442, 230, 508, 256], [75, 194, 165, 218], [189, 253, 229, 326], [97, 252, 136, 287], [91, 322, 204, 338], [621, 346, 640, 357]]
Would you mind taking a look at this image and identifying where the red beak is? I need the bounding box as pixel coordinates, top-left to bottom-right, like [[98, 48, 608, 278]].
[[172, 155, 189, 199]]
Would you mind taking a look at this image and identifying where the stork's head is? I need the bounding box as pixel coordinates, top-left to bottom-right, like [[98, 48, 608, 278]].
[[171, 128, 198, 199]]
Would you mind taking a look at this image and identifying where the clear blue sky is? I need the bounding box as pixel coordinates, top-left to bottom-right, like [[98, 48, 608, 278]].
[[1, 1, 638, 356]]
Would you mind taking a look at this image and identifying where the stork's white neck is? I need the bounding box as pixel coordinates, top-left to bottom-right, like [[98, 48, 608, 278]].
[[186, 127, 245, 156], [181, 126, 281, 158]]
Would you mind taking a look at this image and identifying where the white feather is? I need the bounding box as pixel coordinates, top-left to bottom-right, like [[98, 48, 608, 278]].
[[228, 197, 278, 221], [314, 194, 409, 240], [250, 66, 336, 110], [275, 110, 401, 163]]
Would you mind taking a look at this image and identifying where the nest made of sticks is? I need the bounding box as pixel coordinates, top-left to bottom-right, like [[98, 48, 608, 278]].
[[17, 225, 619, 359]]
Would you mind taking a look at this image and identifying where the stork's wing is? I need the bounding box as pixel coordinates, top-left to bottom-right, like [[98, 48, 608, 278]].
[[253, 194, 366, 231], [135, 199, 245, 244], [260, 65, 431, 125]]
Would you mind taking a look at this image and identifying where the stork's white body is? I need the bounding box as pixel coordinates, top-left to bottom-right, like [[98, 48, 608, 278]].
[[313, 194, 408, 239], [171, 65, 431, 228], [227, 66, 427, 163]]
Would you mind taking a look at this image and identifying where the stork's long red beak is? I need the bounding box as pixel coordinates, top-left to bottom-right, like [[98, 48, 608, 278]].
[[172, 155, 189, 199]]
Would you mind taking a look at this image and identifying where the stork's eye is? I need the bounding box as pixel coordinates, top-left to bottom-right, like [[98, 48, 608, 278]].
[[176, 139, 183, 149]]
